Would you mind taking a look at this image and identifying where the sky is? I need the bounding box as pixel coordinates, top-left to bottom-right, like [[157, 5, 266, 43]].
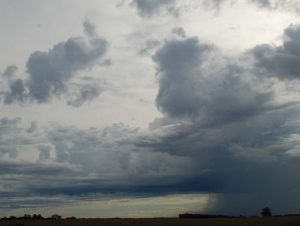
[[1, 0, 300, 218]]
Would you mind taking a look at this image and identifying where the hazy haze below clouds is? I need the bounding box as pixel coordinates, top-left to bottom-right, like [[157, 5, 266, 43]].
[[1, 0, 300, 218]]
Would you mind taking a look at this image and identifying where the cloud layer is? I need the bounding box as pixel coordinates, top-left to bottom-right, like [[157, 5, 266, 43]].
[[0, 118, 198, 209], [3, 22, 300, 215], [2, 0, 300, 217], [130, 0, 300, 17]]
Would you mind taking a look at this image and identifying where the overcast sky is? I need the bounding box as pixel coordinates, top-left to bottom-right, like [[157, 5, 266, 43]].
[[1, 0, 300, 218]]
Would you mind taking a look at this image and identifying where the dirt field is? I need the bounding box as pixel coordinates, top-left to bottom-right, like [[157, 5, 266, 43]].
[[1, 217, 300, 226]]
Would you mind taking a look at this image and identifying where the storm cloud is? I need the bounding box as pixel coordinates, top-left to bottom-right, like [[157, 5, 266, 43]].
[[252, 24, 300, 80], [146, 31, 300, 214], [153, 37, 273, 124]]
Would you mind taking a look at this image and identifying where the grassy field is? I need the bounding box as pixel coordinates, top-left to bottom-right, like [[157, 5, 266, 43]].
[[1, 217, 300, 226]]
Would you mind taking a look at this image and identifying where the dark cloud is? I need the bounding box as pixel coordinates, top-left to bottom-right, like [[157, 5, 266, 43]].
[[130, 0, 229, 17], [203, 0, 300, 12], [2, 21, 108, 106], [153, 37, 213, 119], [131, 0, 177, 17], [0, 119, 197, 208], [153, 37, 273, 125], [4, 79, 26, 104], [171, 27, 186, 38], [46, 123, 192, 181], [83, 20, 97, 37], [0, 160, 75, 176], [26, 24, 107, 103], [130, 0, 300, 18], [250, 0, 272, 7], [147, 33, 300, 214], [2, 65, 18, 77], [249, 0, 300, 12], [252, 24, 300, 80]]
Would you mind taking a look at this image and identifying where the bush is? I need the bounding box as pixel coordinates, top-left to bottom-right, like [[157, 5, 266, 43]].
[[261, 207, 272, 217]]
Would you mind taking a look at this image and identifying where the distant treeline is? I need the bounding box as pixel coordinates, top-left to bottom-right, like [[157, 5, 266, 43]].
[[0, 214, 76, 220]]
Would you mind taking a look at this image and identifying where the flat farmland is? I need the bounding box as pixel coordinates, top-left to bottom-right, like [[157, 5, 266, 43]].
[[1, 217, 300, 226]]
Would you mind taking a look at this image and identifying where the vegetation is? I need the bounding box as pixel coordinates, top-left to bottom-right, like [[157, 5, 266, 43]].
[[2, 208, 300, 226], [261, 207, 272, 217], [1, 217, 300, 226]]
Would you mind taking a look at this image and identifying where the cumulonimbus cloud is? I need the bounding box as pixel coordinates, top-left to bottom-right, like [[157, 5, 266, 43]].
[[145, 24, 300, 214]]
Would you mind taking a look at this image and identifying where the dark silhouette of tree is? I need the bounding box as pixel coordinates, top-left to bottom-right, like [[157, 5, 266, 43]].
[[261, 207, 272, 217], [32, 214, 43, 219], [51, 214, 62, 219], [23, 214, 31, 219], [66, 216, 76, 220]]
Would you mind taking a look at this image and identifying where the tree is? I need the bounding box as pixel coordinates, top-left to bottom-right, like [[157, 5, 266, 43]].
[[261, 207, 272, 217], [51, 214, 62, 220], [23, 214, 31, 219]]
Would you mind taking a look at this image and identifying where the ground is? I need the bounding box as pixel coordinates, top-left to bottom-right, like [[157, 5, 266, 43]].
[[1, 216, 300, 226]]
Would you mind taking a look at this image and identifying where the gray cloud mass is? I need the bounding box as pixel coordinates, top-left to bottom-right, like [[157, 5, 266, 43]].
[[252, 24, 300, 80], [0, 119, 197, 208], [131, 0, 177, 17], [146, 30, 300, 214], [130, 0, 300, 18], [153, 37, 273, 125], [2, 21, 108, 106], [171, 27, 186, 38], [4, 79, 26, 104], [26, 23, 107, 103], [2, 65, 18, 77]]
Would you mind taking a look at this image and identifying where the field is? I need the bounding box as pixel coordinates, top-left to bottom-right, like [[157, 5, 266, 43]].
[[1, 217, 300, 226]]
